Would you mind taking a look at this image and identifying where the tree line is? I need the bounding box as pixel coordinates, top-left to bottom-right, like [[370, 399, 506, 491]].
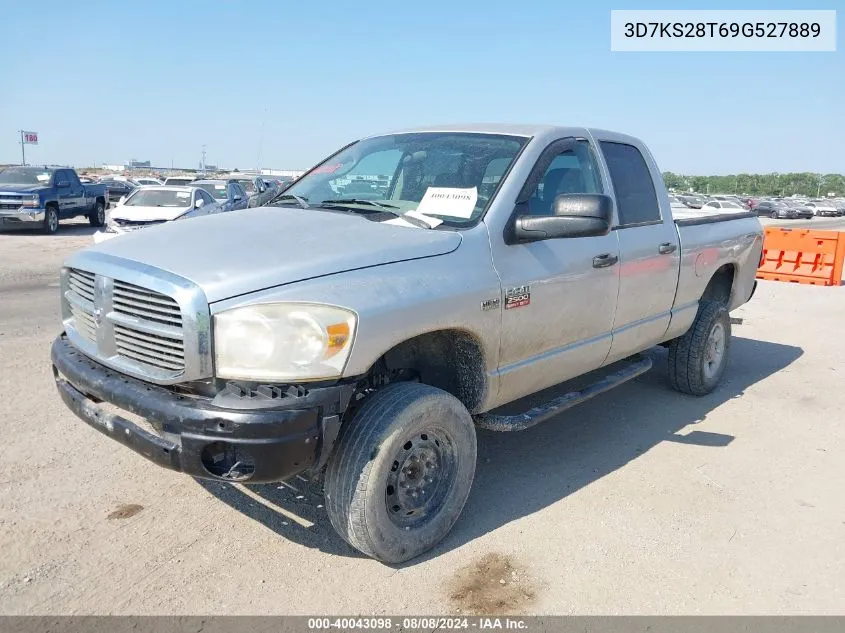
[[662, 172, 845, 198]]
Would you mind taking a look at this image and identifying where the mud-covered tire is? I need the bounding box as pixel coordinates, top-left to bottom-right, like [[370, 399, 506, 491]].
[[324, 382, 477, 564], [668, 300, 731, 396], [88, 200, 105, 227], [43, 205, 59, 234]]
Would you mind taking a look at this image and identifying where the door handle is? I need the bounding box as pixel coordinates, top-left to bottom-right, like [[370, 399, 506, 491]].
[[658, 242, 677, 255], [592, 253, 619, 268]]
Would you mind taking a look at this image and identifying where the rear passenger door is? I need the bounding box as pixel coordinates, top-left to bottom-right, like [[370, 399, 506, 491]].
[[599, 139, 681, 365], [54, 170, 76, 216], [65, 170, 86, 213]]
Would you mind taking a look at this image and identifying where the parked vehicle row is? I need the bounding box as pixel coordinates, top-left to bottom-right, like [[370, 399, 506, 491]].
[[668, 190, 845, 220]]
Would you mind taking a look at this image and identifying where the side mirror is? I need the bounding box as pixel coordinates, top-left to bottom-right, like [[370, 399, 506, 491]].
[[118, 195, 126, 205], [511, 194, 613, 243], [57, 180, 70, 188], [232, 195, 243, 202], [195, 198, 205, 208]]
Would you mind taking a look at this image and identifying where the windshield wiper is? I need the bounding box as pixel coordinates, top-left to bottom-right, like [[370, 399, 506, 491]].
[[319, 198, 399, 210], [268, 193, 310, 209], [318, 200, 438, 229]]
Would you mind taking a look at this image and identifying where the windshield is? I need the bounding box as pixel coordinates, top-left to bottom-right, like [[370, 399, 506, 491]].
[[165, 178, 194, 186], [195, 182, 228, 200], [280, 132, 529, 225], [125, 189, 192, 207], [0, 167, 53, 185], [722, 201, 743, 209]]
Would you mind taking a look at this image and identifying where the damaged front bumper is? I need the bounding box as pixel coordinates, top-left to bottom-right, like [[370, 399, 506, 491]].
[[51, 335, 353, 483]]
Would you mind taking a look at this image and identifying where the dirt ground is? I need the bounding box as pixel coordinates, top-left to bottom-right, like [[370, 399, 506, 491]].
[[1, 219, 843, 615]]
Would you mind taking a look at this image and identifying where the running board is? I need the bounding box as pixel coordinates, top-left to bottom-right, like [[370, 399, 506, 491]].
[[475, 355, 653, 432]]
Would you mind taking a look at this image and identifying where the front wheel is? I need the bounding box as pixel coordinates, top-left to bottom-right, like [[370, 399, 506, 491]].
[[88, 200, 105, 227], [43, 206, 59, 234], [324, 382, 477, 564], [668, 300, 731, 396]]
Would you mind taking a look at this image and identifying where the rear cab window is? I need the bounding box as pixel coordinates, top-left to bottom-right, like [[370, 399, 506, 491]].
[[599, 141, 661, 228]]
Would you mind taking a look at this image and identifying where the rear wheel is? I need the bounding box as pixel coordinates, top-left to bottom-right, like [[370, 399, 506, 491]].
[[668, 300, 731, 396], [770, 211, 778, 219], [88, 200, 105, 227], [43, 206, 59, 234], [324, 382, 477, 564]]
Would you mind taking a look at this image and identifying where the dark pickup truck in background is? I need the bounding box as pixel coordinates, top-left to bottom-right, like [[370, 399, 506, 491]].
[[0, 166, 108, 234]]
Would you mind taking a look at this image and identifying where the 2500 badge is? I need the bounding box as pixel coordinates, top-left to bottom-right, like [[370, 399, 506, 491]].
[[504, 285, 530, 310]]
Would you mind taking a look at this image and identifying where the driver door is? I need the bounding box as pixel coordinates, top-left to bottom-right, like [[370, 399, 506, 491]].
[[491, 138, 621, 406]]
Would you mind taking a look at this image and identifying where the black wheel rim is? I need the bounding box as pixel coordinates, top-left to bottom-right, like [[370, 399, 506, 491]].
[[384, 427, 457, 529]]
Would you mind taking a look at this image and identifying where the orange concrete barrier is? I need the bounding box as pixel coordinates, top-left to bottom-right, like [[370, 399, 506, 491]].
[[757, 228, 845, 286]]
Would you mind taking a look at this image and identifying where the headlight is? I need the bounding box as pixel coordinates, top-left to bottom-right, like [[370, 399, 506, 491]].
[[21, 194, 40, 208], [214, 303, 356, 381]]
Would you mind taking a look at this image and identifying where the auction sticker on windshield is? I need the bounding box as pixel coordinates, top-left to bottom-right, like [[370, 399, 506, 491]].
[[176, 192, 191, 199], [36, 174, 50, 182], [416, 187, 477, 219]]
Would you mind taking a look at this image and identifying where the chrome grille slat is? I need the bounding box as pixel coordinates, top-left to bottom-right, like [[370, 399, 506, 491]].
[[115, 339, 184, 364], [113, 294, 180, 315], [68, 279, 95, 301], [70, 306, 97, 342], [114, 333, 185, 362], [113, 281, 181, 309], [114, 346, 185, 371], [113, 326, 184, 351], [108, 311, 184, 340], [112, 303, 182, 325]]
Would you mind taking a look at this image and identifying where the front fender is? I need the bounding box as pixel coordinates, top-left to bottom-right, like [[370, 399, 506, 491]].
[[209, 227, 502, 403]]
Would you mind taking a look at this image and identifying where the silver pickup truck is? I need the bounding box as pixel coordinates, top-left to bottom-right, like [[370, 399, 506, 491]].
[[51, 124, 763, 563]]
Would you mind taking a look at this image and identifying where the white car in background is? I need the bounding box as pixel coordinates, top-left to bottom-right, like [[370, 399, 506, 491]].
[[701, 200, 747, 212], [804, 200, 840, 217], [163, 176, 197, 186], [93, 186, 222, 243]]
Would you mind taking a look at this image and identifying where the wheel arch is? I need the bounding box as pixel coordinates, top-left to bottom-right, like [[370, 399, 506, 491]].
[[701, 263, 736, 306], [365, 328, 488, 414]]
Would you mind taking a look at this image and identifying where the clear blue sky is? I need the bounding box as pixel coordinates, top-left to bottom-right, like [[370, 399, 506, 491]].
[[2, 0, 842, 174]]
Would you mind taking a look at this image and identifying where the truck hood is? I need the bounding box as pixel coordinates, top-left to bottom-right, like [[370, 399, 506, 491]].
[[83, 207, 462, 302], [0, 184, 48, 194], [110, 204, 193, 222]]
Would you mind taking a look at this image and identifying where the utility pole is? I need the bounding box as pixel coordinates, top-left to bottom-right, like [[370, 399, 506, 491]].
[[256, 106, 268, 173], [18, 130, 26, 165], [817, 175, 823, 198], [201, 144, 207, 175]]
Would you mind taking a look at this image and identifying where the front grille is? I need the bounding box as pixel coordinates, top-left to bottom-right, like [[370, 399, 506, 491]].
[[65, 268, 187, 376]]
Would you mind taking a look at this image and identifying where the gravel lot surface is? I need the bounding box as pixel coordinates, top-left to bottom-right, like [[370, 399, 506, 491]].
[[1, 218, 843, 615]]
